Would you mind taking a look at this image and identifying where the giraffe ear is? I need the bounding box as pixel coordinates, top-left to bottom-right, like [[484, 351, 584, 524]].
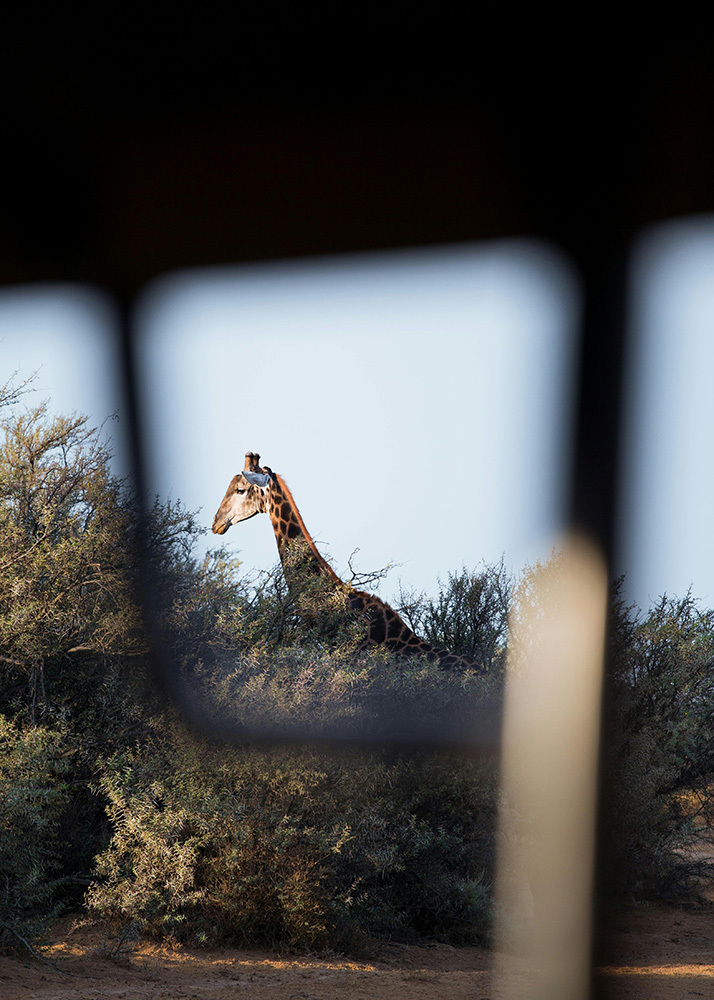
[[242, 470, 270, 487]]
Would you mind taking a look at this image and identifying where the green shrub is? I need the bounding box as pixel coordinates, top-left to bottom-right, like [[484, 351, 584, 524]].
[[603, 588, 714, 900], [397, 562, 511, 672], [87, 712, 498, 951], [0, 717, 72, 951]]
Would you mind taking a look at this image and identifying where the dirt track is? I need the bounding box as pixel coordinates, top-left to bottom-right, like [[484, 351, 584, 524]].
[[1, 905, 713, 999]]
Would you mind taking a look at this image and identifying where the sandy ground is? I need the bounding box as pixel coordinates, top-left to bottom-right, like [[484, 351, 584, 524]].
[[1, 904, 713, 1000], [3, 835, 713, 999]]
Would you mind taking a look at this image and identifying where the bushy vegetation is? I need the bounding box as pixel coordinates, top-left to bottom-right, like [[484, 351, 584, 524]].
[[0, 718, 72, 950], [86, 728, 497, 950], [603, 585, 714, 900], [0, 385, 712, 958], [397, 561, 511, 672]]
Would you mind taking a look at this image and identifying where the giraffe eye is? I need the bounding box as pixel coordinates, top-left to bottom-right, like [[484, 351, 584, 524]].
[[236, 488, 246, 495]]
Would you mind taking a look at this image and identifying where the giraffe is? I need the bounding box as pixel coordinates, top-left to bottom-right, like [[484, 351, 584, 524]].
[[212, 453, 479, 670]]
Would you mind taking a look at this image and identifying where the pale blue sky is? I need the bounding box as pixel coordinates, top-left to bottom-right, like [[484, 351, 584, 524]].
[[1, 227, 712, 611], [618, 216, 714, 608], [0, 285, 128, 470]]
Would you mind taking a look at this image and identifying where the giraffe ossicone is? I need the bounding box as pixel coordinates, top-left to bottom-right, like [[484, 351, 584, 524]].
[[212, 452, 480, 671]]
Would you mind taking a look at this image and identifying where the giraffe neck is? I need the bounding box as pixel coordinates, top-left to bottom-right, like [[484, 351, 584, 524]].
[[267, 474, 341, 586], [262, 472, 480, 671]]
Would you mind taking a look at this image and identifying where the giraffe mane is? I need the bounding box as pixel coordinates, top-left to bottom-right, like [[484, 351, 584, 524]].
[[273, 473, 341, 582]]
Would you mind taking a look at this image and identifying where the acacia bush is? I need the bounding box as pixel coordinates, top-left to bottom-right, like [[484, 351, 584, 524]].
[[397, 562, 511, 672], [603, 587, 714, 900], [0, 399, 245, 950], [86, 717, 498, 950], [0, 718, 72, 950], [507, 559, 714, 905]]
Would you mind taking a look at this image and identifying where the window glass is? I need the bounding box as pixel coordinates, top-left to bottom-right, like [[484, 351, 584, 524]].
[[136, 242, 578, 603]]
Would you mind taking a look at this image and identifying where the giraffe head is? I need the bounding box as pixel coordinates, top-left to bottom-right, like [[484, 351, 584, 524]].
[[211, 452, 272, 535]]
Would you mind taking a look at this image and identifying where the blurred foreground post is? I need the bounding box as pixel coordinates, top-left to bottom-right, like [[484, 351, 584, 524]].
[[493, 536, 608, 1000]]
